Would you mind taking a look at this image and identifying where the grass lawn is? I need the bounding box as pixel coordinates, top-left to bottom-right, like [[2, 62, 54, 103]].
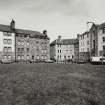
[[0, 63, 105, 105]]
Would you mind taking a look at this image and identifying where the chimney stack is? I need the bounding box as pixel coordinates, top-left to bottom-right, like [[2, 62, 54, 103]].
[[58, 35, 61, 41], [43, 30, 47, 36], [10, 19, 15, 30]]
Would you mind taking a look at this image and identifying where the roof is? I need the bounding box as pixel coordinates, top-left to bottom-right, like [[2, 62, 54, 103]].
[[82, 31, 89, 36], [50, 38, 78, 46], [98, 23, 105, 29], [0, 24, 49, 39], [0, 24, 12, 32]]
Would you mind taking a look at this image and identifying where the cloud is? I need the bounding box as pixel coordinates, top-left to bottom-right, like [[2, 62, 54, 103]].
[[20, 0, 90, 17]]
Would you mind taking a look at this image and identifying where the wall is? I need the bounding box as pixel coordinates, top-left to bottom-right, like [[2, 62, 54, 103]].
[[98, 29, 105, 56], [55, 44, 75, 61]]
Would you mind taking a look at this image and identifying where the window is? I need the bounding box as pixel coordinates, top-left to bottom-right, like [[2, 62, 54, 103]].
[[36, 41, 39, 44], [103, 46, 105, 50], [21, 48, 24, 51], [27, 41, 29, 46], [103, 37, 105, 42], [60, 50, 61, 53], [21, 42, 24, 45], [32, 55, 34, 60], [36, 46, 39, 51], [3, 39, 12, 44], [8, 47, 12, 52], [58, 50, 59, 53], [21, 55, 24, 59], [18, 48, 20, 51], [3, 47, 12, 52], [102, 27, 105, 34], [36, 55, 39, 59], [4, 55, 7, 60], [8, 55, 11, 59], [83, 35, 84, 39], [57, 55, 59, 59], [3, 47, 7, 52], [87, 40, 89, 45], [3, 32, 12, 36], [3, 39, 7, 44], [27, 35, 30, 38], [18, 56, 20, 59], [27, 55, 30, 59], [8, 39, 12, 44], [42, 50, 47, 54], [27, 48, 29, 52], [43, 55, 47, 60], [18, 41, 20, 45]]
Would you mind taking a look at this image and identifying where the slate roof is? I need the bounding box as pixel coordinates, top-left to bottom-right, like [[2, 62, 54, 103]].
[[0, 24, 12, 32], [0, 24, 49, 39], [50, 38, 78, 46], [98, 23, 105, 29]]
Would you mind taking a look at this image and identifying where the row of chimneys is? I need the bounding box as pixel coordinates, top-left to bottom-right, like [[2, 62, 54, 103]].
[[10, 19, 47, 36]]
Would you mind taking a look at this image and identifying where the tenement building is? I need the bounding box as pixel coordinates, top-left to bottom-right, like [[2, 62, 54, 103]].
[[97, 23, 105, 57], [0, 20, 50, 62], [78, 22, 105, 61], [78, 31, 91, 61], [50, 36, 79, 62]]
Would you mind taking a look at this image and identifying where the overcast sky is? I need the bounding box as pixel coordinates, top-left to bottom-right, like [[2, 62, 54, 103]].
[[0, 0, 105, 41]]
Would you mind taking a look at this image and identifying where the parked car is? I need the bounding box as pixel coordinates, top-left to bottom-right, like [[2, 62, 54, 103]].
[[90, 56, 105, 65], [1, 59, 14, 64]]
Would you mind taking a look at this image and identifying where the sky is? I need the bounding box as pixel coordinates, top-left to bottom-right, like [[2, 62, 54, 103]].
[[0, 0, 105, 42]]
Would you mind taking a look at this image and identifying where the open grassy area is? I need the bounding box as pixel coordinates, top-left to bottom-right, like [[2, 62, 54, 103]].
[[0, 63, 105, 105]]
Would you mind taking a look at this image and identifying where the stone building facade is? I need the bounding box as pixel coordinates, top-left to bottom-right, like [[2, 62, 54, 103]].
[[78, 22, 105, 61], [0, 20, 50, 63], [50, 36, 79, 62], [78, 31, 91, 61], [97, 23, 105, 56]]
